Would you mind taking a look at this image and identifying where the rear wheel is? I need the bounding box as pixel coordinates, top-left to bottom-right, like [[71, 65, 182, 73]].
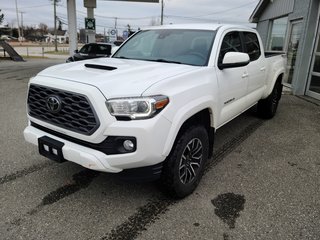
[[257, 80, 283, 119], [159, 125, 209, 198]]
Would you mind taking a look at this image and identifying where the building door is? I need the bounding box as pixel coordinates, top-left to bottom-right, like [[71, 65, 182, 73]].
[[307, 22, 320, 99], [285, 20, 303, 85]]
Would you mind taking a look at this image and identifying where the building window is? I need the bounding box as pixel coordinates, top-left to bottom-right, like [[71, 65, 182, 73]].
[[268, 16, 288, 51]]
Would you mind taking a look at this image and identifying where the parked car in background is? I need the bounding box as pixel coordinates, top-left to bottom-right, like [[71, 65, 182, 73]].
[[113, 40, 124, 46], [66, 43, 112, 62]]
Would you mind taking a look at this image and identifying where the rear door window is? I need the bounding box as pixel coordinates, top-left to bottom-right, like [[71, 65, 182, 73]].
[[243, 32, 261, 61]]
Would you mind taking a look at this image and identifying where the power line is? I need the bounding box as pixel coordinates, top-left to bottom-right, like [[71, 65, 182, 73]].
[[166, 1, 257, 20], [59, 4, 158, 20], [2, 4, 52, 10], [193, 1, 257, 18]]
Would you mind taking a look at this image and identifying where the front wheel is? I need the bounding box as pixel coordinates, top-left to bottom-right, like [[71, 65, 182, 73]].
[[257, 80, 283, 119], [159, 125, 209, 198]]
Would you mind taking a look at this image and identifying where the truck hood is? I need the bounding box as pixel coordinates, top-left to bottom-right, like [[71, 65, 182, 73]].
[[37, 58, 199, 98]]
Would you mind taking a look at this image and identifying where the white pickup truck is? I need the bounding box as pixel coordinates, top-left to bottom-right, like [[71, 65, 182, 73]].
[[24, 24, 286, 198]]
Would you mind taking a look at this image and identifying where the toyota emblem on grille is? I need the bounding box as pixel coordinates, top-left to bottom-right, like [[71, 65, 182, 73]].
[[46, 96, 62, 113]]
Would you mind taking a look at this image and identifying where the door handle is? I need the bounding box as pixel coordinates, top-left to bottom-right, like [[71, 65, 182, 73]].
[[260, 67, 266, 71]]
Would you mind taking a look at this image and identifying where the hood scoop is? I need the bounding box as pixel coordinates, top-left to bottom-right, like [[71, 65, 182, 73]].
[[85, 64, 117, 71]]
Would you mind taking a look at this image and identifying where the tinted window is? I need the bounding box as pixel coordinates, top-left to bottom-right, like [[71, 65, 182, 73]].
[[79, 45, 90, 54], [244, 32, 261, 61], [219, 31, 242, 64], [97, 45, 111, 55]]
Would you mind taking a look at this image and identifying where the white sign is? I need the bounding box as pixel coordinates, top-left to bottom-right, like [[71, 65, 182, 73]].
[[109, 29, 117, 42]]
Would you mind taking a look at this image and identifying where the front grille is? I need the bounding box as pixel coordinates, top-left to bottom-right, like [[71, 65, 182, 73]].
[[28, 84, 100, 135]]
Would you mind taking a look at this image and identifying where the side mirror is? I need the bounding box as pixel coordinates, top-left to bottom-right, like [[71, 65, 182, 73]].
[[218, 52, 250, 70], [74, 49, 79, 53]]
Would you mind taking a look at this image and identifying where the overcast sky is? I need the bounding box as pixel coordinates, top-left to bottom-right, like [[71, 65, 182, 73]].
[[0, 0, 259, 33]]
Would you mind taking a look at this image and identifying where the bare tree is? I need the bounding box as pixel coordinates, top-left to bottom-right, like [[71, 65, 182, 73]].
[[39, 23, 48, 32], [0, 9, 4, 25], [39, 22, 48, 37]]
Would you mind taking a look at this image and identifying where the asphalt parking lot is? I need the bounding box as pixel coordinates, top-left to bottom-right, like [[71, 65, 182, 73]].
[[0, 59, 319, 240]]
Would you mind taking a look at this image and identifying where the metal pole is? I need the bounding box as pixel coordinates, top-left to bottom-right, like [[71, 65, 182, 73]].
[[160, 0, 164, 25], [14, 0, 21, 44], [115, 17, 117, 30], [20, 11, 25, 40], [54, 0, 58, 52], [67, 0, 78, 56]]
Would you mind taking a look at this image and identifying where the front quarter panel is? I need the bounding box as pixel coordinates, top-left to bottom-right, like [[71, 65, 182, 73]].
[[142, 67, 218, 157]]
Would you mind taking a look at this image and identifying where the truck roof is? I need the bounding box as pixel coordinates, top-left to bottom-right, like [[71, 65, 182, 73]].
[[142, 23, 255, 31]]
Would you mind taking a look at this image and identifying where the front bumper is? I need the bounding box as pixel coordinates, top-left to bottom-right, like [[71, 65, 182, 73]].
[[24, 114, 172, 173]]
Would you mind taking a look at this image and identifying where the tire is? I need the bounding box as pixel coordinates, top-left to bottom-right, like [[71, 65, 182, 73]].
[[159, 125, 209, 198], [257, 80, 283, 119]]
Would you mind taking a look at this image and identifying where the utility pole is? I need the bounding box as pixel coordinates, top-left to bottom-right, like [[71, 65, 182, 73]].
[[20, 11, 25, 40], [14, 0, 21, 44], [114, 17, 117, 30], [160, 0, 164, 25], [54, 0, 58, 52]]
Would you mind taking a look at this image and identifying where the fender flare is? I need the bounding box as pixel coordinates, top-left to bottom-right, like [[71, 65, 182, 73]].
[[263, 69, 284, 99], [161, 95, 216, 157]]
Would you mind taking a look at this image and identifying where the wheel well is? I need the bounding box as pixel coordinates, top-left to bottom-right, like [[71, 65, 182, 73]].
[[177, 109, 214, 158], [277, 73, 284, 99], [277, 73, 284, 84]]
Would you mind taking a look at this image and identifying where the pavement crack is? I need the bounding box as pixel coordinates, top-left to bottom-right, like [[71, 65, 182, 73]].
[[101, 197, 176, 240], [205, 119, 264, 172], [35, 169, 100, 209], [8, 169, 99, 227], [0, 162, 54, 185]]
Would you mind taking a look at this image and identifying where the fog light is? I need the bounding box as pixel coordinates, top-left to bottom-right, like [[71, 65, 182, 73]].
[[123, 140, 134, 151]]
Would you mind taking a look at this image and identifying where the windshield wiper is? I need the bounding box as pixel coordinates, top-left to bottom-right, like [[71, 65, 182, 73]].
[[151, 59, 182, 64], [113, 57, 182, 64], [114, 56, 131, 59]]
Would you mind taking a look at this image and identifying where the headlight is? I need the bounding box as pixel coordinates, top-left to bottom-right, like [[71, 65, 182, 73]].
[[106, 95, 169, 120]]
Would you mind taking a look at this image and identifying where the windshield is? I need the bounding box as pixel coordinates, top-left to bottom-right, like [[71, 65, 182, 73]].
[[113, 29, 216, 66]]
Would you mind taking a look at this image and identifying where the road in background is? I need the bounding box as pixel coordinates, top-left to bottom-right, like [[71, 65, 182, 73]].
[[0, 59, 319, 240]]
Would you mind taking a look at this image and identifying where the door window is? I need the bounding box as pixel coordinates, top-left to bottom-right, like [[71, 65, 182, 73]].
[[219, 31, 242, 64], [243, 32, 261, 61]]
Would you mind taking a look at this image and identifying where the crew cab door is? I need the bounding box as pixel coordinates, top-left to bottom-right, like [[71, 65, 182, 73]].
[[216, 31, 249, 126], [242, 31, 266, 98]]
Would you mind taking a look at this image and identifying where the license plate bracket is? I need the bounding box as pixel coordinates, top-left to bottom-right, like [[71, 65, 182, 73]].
[[38, 136, 65, 163]]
